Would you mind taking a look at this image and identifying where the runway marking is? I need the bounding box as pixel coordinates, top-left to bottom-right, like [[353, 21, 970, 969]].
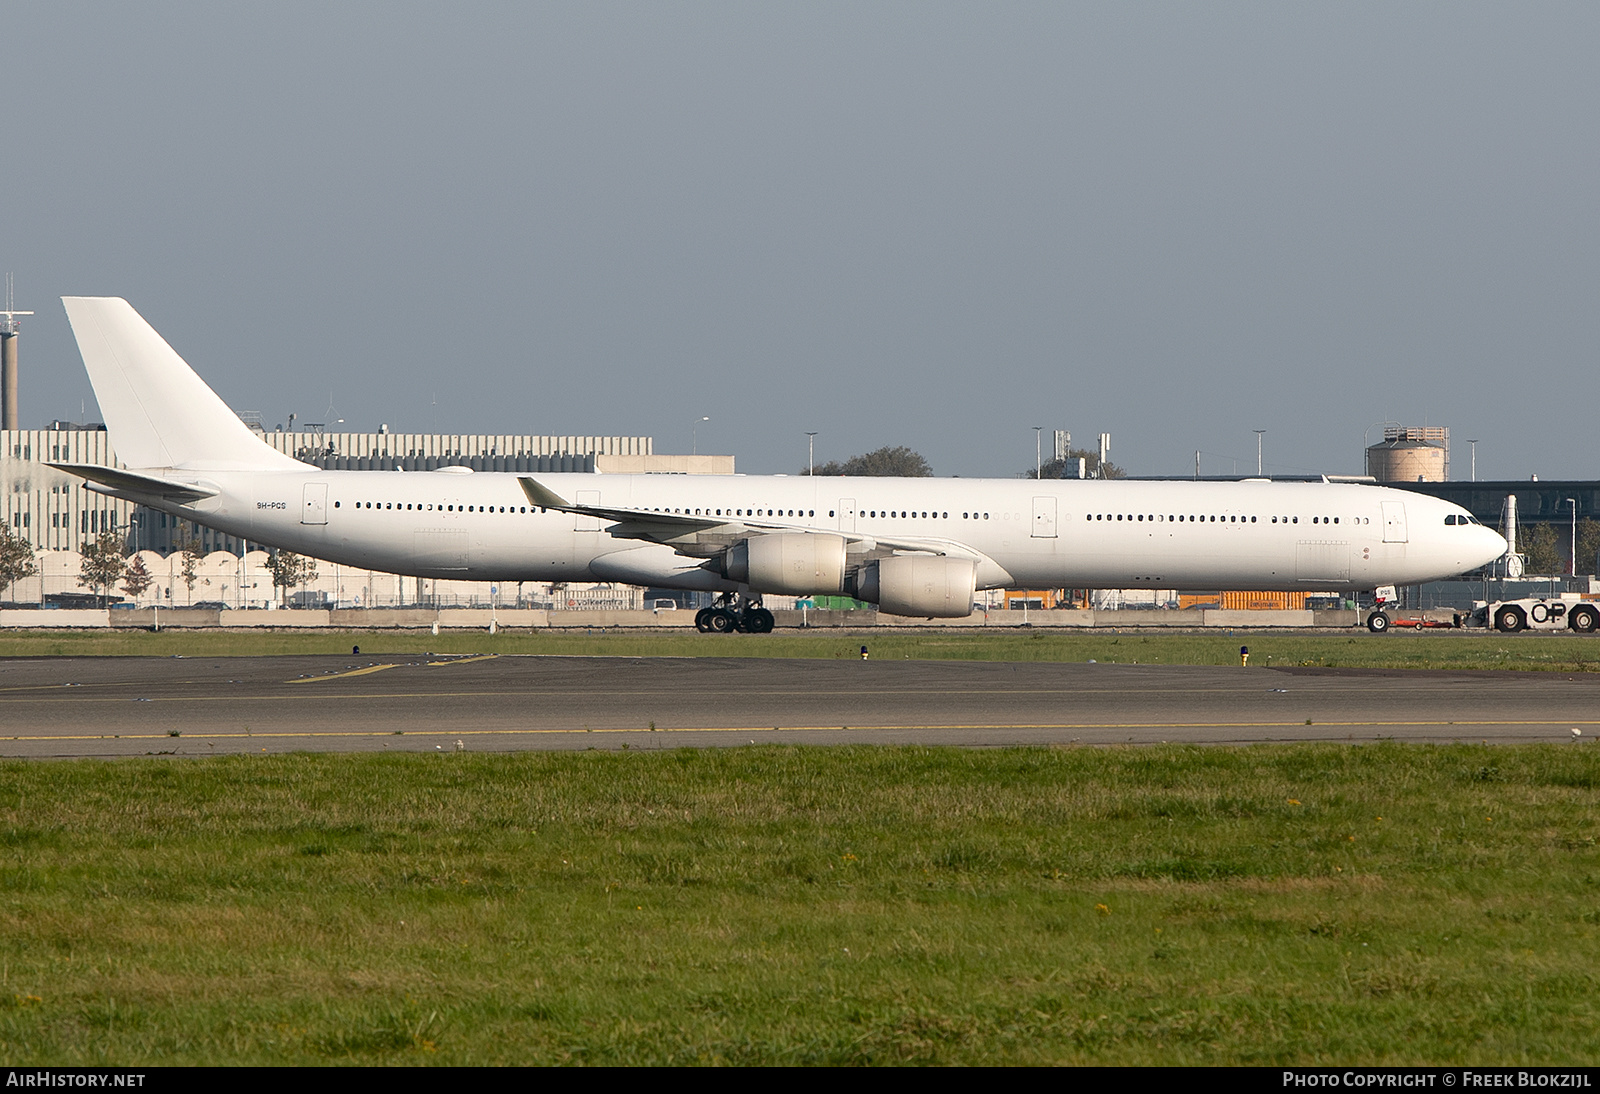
[[7, 720, 1599, 742], [426, 654, 500, 667], [286, 664, 397, 683], [6, 681, 1579, 704]]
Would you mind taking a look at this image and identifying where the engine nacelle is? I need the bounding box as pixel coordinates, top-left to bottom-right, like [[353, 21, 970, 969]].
[[852, 556, 977, 618], [722, 533, 847, 595]]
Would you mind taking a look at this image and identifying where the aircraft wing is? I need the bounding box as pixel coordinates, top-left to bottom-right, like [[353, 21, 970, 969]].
[[518, 477, 749, 529], [517, 477, 1010, 582]]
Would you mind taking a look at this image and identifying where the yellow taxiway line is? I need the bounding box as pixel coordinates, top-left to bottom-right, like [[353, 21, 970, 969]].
[[286, 664, 397, 683], [5, 720, 1599, 743]]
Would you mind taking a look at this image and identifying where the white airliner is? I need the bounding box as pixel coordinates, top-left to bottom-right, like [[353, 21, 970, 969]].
[[52, 297, 1506, 633]]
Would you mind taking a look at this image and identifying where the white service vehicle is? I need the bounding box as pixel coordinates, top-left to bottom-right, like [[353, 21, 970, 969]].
[[1473, 596, 1600, 634]]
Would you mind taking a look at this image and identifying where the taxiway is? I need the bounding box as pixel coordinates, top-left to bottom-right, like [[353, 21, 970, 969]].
[[2, 654, 1596, 758]]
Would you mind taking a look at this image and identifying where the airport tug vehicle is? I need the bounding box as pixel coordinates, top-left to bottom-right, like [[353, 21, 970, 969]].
[[1471, 596, 1600, 634]]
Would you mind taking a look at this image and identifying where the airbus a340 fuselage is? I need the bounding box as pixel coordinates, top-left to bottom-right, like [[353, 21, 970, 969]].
[[52, 297, 1508, 622], [182, 468, 1498, 592]]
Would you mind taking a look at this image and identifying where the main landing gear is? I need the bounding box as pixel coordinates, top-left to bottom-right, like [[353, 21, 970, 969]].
[[694, 593, 775, 634]]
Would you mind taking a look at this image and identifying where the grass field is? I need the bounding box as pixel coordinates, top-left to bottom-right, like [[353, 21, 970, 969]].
[[3, 744, 1599, 1064], [2, 627, 1600, 672]]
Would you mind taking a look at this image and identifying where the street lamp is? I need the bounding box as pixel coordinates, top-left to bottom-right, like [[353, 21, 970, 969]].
[[1254, 430, 1266, 477], [1569, 498, 1579, 576], [1033, 426, 1043, 479], [692, 416, 709, 456], [805, 432, 817, 476], [1467, 439, 1478, 482]]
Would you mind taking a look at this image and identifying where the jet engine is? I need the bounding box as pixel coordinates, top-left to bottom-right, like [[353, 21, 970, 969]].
[[851, 556, 977, 618], [720, 533, 848, 595]]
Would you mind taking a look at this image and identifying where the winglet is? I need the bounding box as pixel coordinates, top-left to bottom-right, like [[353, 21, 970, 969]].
[[518, 477, 572, 511]]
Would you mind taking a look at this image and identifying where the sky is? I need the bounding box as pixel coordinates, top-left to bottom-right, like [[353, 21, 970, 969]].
[[1, 3, 1596, 480]]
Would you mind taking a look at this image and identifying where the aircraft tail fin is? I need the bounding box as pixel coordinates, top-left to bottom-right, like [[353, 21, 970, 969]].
[[61, 297, 305, 472]]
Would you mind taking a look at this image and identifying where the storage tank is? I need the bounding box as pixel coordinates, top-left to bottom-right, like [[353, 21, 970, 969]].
[[1365, 426, 1448, 482]]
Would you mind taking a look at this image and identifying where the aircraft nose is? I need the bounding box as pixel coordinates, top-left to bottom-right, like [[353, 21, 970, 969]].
[[1476, 526, 1509, 567]]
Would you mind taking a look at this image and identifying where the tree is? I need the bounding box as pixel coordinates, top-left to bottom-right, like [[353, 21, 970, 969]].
[[78, 530, 128, 607], [803, 446, 932, 477], [1520, 524, 1561, 575], [177, 533, 203, 603], [1578, 519, 1600, 578], [0, 524, 39, 604], [265, 550, 318, 606], [1022, 448, 1125, 480], [120, 554, 154, 601]]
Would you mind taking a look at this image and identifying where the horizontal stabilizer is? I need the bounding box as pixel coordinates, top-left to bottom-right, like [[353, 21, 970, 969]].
[[48, 462, 219, 503]]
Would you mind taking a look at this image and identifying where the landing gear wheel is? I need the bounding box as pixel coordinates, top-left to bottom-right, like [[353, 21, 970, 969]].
[[744, 607, 775, 634], [1366, 611, 1390, 634], [694, 608, 714, 633], [1495, 607, 1525, 633], [1570, 607, 1598, 634], [708, 608, 737, 633]]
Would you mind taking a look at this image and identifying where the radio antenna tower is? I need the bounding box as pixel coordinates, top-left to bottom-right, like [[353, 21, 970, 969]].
[[1, 273, 36, 430]]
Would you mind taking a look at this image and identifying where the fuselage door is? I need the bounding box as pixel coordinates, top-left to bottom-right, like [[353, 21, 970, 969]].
[[837, 498, 856, 533], [1381, 501, 1408, 543], [301, 482, 328, 525], [1031, 495, 1057, 538]]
